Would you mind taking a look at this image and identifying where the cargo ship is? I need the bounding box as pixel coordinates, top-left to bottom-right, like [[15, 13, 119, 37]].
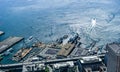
[[12, 48, 32, 61]]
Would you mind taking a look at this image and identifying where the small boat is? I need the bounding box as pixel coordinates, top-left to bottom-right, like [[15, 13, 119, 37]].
[[91, 18, 96, 27], [0, 54, 3, 61], [7, 48, 13, 52], [25, 36, 33, 43], [4, 48, 13, 56], [28, 36, 33, 40]]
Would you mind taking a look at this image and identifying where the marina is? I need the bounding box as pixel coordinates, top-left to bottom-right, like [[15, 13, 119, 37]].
[[0, 36, 24, 53], [0, 32, 107, 64]]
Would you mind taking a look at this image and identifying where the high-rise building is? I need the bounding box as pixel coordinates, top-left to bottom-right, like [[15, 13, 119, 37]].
[[107, 43, 120, 72]]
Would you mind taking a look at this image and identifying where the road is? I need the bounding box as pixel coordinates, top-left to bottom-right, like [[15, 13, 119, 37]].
[[0, 54, 105, 70]]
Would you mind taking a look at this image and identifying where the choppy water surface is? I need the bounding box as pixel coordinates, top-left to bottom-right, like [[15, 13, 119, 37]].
[[0, 0, 120, 64]]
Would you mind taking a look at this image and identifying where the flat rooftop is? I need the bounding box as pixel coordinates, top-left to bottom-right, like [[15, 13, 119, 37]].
[[39, 48, 59, 58], [107, 43, 120, 55], [52, 61, 74, 69], [80, 56, 102, 64], [70, 48, 89, 57], [57, 43, 75, 57]]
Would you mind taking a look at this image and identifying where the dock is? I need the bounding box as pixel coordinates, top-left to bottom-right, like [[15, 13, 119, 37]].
[[0, 31, 4, 36], [0, 36, 24, 53]]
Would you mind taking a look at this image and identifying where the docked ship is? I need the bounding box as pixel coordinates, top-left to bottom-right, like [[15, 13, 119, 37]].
[[12, 40, 32, 61], [12, 47, 32, 62]]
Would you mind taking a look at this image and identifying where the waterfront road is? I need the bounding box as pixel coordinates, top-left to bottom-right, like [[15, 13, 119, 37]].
[[0, 54, 105, 70]]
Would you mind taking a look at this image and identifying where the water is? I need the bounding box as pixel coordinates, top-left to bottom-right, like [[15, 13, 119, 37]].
[[0, 0, 120, 64]]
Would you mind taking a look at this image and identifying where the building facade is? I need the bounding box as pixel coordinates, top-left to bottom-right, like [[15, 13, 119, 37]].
[[107, 43, 120, 72]]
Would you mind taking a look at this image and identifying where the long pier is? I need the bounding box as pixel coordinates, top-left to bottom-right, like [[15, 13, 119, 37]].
[[0, 36, 24, 53]]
